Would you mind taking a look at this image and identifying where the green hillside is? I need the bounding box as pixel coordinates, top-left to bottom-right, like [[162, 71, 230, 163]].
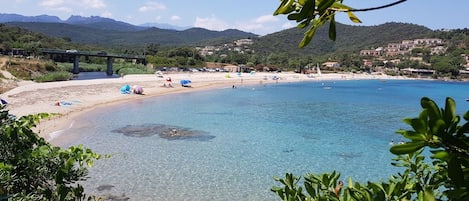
[[5, 22, 258, 47], [252, 22, 434, 58]]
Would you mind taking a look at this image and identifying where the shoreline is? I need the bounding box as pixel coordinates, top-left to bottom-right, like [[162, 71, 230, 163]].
[[1, 72, 410, 141]]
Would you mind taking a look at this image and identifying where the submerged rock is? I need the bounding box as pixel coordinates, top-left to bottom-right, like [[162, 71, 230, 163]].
[[100, 193, 130, 201], [97, 184, 115, 191], [111, 123, 215, 141]]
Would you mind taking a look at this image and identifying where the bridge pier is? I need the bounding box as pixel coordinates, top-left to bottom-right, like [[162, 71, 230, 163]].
[[106, 57, 113, 76], [72, 55, 80, 74]]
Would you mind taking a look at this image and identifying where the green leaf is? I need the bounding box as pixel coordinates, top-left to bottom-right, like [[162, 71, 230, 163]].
[[443, 97, 456, 124], [347, 11, 362, 23], [317, 0, 336, 12], [448, 158, 465, 187], [328, 16, 336, 41], [423, 188, 435, 201], [457, 122, 469, 136], [420, 97, 441, 122], [390, 141, 426, 155], [431, 150, 450, 161], [431, 119, 446, 136], [297, 0, 316, 19], [401, 131, 426, 141], [274, 0, 295, 15], [299, 25, 318, 48], [288, 13, 300, 21], [463, 111, 469, 121], [304, 180, 316, 197], [408, 118, 427, 134]]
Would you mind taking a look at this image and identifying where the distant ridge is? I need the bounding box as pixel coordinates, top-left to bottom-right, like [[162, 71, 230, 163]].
[[0, 13, 61, 23], [139, 22, 190, 31], [1, 13, 440, 58]]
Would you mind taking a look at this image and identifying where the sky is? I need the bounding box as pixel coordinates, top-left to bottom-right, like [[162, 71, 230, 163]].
[[2, 0, 469, 36]]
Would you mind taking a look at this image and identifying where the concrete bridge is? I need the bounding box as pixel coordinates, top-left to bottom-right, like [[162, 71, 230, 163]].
[[41, 49, 146, 75]]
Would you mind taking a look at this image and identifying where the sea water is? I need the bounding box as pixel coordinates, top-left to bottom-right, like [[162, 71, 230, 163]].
[[52, 79, 469, 201]]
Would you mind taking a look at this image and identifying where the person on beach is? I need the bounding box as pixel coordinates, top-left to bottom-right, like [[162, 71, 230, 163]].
[[164, 77, 173, 88], [334, 180, 343, 197]]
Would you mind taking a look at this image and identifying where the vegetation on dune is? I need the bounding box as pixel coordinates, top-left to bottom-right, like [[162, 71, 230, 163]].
[[33, 71, 74, 82]]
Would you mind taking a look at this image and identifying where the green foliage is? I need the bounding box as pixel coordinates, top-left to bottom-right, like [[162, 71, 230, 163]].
[[272, 97, 469, 200], [147, 47, 205, 67], [274, 0, 362, 48], [392, 97, 469, 200], [251, 22, 432, 61], [0, 105, 104, 200], [0, 24, 77, 54], [33, 71, 74, 82], [114, 63, 153, 75]]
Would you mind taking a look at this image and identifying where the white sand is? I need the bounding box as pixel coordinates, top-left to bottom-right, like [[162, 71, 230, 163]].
[[1, 71, 408, 140]]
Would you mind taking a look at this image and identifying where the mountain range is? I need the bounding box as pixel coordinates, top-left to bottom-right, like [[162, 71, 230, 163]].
[[1, 13, 258, 47], [1, 13, 439, 58], [0, 13, 188, 31]]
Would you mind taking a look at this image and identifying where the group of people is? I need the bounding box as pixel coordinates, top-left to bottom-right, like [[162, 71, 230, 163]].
[[120, 84, 144, 95]]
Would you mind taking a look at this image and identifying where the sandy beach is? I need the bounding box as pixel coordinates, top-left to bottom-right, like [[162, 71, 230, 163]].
[[1, 71, 407, 141]]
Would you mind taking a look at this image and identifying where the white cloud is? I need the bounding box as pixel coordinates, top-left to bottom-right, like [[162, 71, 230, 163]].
[[39, 0, 106, 13], [194, 16, 229, 31], [83, 0, 106, 9], [232, 15, 284, 35], [101, 11, 113, 18], [282, 22, 295, 29], [170, 15, 181, 21], [139, 1, 166, 12], [254, 15, 278, 24], [39, 0, 64, 7]]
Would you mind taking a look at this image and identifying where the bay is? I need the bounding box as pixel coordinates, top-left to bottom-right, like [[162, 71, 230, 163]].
[[52, 79, 469, 201]]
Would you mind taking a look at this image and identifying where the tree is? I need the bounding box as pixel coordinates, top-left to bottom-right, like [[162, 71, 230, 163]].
[[274, 0, 408, 47], [145, 43, 160, 56], [0, 106, 104, 200], [272, 97, 469, 200]]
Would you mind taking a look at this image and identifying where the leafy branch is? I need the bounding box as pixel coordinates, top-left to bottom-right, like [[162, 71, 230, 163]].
[[274, 0, 409, 47]]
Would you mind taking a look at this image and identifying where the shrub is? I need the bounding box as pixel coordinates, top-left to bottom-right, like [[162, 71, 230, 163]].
[[0, 106, 105, 200], [33, 71, 74, 82]]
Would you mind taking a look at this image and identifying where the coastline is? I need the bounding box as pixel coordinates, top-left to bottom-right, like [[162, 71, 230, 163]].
[[1, 72, 409, 141]]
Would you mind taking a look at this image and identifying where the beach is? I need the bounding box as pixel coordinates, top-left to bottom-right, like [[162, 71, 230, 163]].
[[1, 71, 406, 141]]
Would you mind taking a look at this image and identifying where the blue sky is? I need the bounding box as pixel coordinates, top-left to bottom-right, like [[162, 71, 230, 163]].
[[2, 0, 468, 35]]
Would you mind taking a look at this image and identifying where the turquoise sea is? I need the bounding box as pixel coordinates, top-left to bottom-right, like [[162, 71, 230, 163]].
[[52, 79, 469, 201]]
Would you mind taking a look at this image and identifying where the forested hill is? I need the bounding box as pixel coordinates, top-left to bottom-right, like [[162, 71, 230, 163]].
[[252, 22, 434, 58], [2, 20, 443, 59], [5, 22, 258, 47]]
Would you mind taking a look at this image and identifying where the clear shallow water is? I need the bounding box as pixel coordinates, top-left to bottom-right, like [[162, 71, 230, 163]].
[[52, 79, 469, 201]]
